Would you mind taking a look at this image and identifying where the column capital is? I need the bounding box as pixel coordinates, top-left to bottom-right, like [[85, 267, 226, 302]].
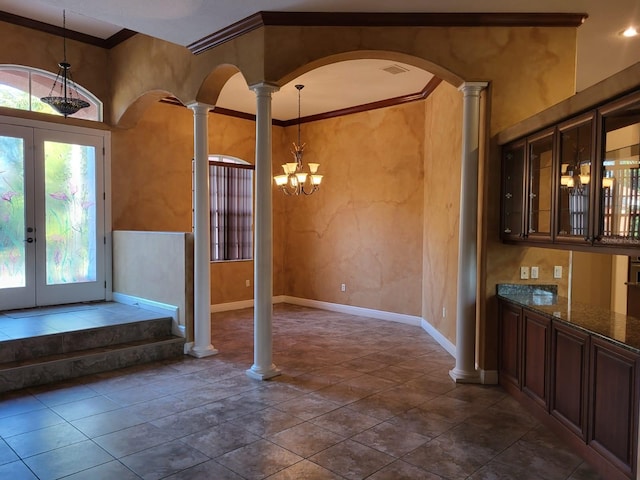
[[458, 82, 488, 95], [186, 101, 214, 114], [249, 82, 280, 96]]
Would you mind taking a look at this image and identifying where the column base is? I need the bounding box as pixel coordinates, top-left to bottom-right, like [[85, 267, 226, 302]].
[[246, 364, 281, 381], [188, 344, 218, 358], [449, 367, 481, 384]]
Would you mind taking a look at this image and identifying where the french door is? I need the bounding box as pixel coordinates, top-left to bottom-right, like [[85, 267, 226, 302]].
[[0, 123, 106, 310]]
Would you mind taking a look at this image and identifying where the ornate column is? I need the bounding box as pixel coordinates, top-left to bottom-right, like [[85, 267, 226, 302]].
[[246, 83, 281, 380], [449, 82, 487, 383], [187, 102, 217, 358]]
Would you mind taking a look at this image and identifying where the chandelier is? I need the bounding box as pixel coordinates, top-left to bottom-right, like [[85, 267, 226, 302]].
[[274, 85, 323, 195], [41, 10, 90, 118]]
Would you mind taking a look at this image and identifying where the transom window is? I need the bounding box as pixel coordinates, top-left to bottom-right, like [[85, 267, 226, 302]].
[[209, 155, 254, 262], [0, 65, 102, 122]]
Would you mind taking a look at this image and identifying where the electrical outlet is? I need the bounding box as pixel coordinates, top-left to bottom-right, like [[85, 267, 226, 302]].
[[341, 283, 346, 292], [531, 266, 539, 279], [520, 266, 529, 280], [442, 307, 446, 318], [554, 266, 563, 279], [245, 279, 251, 287]]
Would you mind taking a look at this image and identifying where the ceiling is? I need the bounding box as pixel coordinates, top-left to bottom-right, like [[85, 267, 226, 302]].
[[0, 0, 639, 121]]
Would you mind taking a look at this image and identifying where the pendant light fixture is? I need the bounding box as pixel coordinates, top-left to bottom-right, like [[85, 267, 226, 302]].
[[41, 10, 90, 117], [274, 85, 323, 195]]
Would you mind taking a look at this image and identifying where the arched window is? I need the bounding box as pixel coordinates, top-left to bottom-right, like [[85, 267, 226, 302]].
[[208, 155, 254, 261], [0, 65, 103, 121]]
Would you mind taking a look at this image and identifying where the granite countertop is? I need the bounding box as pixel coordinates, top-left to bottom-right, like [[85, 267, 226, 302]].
[[497, 284, 640, 354]]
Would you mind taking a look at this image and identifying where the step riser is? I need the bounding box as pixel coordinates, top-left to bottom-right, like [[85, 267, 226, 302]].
[[0, 339, 184, 393], [0, 318, 173, 363]]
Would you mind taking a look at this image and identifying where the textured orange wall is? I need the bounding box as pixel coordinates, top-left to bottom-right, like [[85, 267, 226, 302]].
[[279, 102, 425, 316], [111, 102, 269, 305], [422, 82, 463, 342]]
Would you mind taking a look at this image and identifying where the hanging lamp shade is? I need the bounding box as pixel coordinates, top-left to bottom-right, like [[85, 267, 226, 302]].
[[41, 10, 89, 118]]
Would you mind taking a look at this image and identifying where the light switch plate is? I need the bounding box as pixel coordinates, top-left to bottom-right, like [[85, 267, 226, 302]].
[[554, 265, 562, 279], [531, 266, 539, 279], [520, 266, 529, 280]]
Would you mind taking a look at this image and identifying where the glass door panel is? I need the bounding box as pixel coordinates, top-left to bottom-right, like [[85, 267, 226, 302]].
[[43, 141, 97, 285], [527, 130, 554, 238], [0, 124, 35, 309], [599, 93, 640, 245], [557, 116, 594, 241], [35, 130, 105, 305], [502, 140, 526, 240]]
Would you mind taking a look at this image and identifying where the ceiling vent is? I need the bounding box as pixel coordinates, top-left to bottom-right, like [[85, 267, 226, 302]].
[[382, 64, 410, 75]]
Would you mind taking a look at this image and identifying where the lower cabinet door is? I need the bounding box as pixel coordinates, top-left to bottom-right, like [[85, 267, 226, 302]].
[[588, 337, 639, 478], [498, 301, 522, 389], [550, 322, 589, 440], [522, 310, 550, 410]]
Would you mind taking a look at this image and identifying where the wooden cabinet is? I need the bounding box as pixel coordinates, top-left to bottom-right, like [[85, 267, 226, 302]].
[[550, 321, 590, 440], [588, 337, 639, 477], [500, 89, 640, 252], [501, 130, 554, 243], [522, 310, 550, 410], [498, 301, 522, 388], [498, 298, 639, 479]]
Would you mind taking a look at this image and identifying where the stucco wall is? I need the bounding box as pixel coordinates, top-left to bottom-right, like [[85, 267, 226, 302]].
[[279, 102, 425, 316]]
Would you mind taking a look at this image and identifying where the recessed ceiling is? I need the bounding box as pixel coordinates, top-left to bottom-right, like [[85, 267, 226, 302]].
[[220, 60, 434, 121]]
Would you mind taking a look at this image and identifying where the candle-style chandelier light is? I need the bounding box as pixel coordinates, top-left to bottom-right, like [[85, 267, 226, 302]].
[[274, 85, 323, 195], [41, 10, 90, 117]]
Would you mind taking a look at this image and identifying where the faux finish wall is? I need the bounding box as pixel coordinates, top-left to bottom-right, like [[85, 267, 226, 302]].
[[422, 82, 463, 342], [279, 102, 425, 317], [111, 101, 266, 305]]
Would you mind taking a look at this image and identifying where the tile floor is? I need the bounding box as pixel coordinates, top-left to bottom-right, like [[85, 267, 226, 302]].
[[0, 303, 168, 341], [0, 304, 602, 479]]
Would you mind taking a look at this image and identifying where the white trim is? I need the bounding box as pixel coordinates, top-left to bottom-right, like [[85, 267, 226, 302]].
[[420, 318, 456, 357], [113, 292, 184, 337], [479, 369, 499, 385], [210, 299, 255, 313], [282, 296, 422, 326], [103, 132, 113, 302]]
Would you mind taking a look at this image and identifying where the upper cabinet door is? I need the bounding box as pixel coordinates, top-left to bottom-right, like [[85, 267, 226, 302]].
[[502, 140, 526, 240], [597, 92, 640, 247], [556, 113, 596, 244], [526, 129, 555, 240]]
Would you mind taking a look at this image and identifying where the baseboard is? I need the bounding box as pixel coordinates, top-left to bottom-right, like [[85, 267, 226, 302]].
[[420, 318, 456, 357], [113, 292, 184, 337], [210, 299, 255, 313], [479, 369, 498, 385], [282, 296, 422, 327]]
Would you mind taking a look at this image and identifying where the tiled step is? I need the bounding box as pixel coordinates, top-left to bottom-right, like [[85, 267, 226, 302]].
[[0, 317, 176, 364], [0, 336, 184, 393], [0, 314, 185, 393]]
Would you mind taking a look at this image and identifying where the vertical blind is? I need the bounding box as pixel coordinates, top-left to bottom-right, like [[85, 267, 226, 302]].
[[209, 159, 253, 261]]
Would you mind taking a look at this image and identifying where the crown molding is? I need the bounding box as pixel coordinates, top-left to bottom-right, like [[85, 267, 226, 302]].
[[279, 76, 443, 127], [0, 10, 136, 49], [188, 11, 588, 54], [161, 76, 443, 125]]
